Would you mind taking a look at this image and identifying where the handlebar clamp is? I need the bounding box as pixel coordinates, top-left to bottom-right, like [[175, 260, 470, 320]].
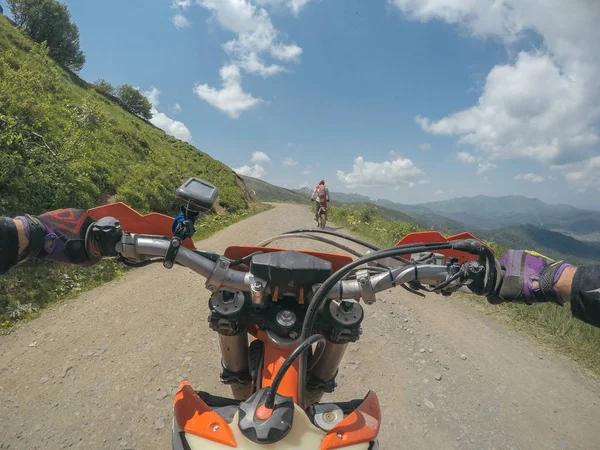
[[163, 237, 182, 269], [205, 256, 231, 292], [356, 269, 376, 305]]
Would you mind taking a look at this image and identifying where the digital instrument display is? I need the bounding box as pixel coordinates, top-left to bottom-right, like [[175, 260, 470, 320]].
[[176, 177, 219, 212]]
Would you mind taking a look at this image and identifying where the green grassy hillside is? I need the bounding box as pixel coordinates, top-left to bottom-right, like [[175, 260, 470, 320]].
[[0, 16, 250, 217], [0, 16, 256, 328]]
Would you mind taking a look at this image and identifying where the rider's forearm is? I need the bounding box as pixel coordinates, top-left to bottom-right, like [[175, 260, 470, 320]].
[[567, 265, 600, 327], [556, 266, 576, 304], [0, 217, 28, 274], [554, 265, 600, 327], [15, 218, 29, 257]]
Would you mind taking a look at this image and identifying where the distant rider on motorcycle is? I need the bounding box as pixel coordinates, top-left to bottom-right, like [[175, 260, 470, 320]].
[[310, 180, 330, 223], [1, 210, 599, 328]]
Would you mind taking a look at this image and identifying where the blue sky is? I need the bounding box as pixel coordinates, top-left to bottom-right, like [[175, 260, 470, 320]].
[[3, 0, 599, 208]]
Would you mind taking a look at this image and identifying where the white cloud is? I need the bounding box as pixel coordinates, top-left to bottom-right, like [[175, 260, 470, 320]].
[[282, 157, 298, 167], [476, 161, 497, 175], [251, 151, 271, 163], [419, 143, 431, 151], [143, 86, 160, 107], [193, 64, 263, 118], [555, 156, 600, 192], [456, 151, 497, 175], [416, 52, 597, 164], [515, 173, 545, 183], [302, 169, 310, 175], [234, 164, 267, 178], [434, 189, 445, 196], [256, 0, 313, 15], [150, 112, 193, 143], [172, 0, 191, 8], [239, 52, 285, 77], [198, 0, 302, 77], [142, 87, 192, 143], [397, 0, 600, 188], [172, 103, 182, 113], [456, 151, 478, 164], [337, 155, 426, 188], [193, 0, 307, 116], [172, 14, 191, 28]]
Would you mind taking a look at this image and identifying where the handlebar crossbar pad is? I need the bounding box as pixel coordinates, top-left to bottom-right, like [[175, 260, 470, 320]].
[[395, 231, 493, 263], [88, 203, 196, 250]]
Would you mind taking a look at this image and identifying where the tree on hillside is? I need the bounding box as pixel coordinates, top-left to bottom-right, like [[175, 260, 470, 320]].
[[93, 79, 115, 97], [7, 0, 86, 72], [116, 85, 152, 120]]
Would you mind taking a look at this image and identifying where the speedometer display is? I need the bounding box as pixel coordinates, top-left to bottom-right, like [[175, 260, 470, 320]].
[[176, 177, 219, 212]]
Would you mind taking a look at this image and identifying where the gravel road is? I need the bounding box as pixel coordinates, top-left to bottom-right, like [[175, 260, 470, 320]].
[[1, 204, 598, 449]]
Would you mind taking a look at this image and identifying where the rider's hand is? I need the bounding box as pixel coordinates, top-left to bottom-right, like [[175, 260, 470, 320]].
[[18, 210, 122, 266], [488, 249, 571, 305]]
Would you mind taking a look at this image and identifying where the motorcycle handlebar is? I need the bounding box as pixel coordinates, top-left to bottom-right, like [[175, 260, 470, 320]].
[[324, 265, 450, 300], [116, 233, 463, 300], [116, 234, 250, 291]]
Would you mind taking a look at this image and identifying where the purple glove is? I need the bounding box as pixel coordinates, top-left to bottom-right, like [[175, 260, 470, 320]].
[[16, 209, 121, 266], [488, 249, 571, 305]]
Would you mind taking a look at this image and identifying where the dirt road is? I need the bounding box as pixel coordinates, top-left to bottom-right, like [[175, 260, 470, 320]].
[[1, 204, 598, 449]]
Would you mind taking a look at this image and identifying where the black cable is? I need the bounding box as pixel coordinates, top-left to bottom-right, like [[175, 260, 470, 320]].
[[119, 257, 163, 267], [296, 241, 458, 406], [264, 334, 325, 409], [420, 270, 463, 292], [282, 229, 412, 266], [301, 242, 454, 342], [283, 228, 381, 250], [229, 251, 263, 267], [388, 268, 396, 287], [119, 257, 186, 268]]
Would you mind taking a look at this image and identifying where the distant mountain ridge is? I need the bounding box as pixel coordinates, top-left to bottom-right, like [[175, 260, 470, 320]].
[[241, 176, 600, 264], [241, 176, 307, 203], [310, 191, 600, 239], [417, 195, 598, 232]]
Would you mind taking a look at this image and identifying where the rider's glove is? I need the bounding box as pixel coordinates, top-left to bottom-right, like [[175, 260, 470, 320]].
[[16, 210, 121, 266], [487, 249, 571, 305]]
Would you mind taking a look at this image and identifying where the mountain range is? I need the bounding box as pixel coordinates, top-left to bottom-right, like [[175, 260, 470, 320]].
[[241, 176, 600, 264]]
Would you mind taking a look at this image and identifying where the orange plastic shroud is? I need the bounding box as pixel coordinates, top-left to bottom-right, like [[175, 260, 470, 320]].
[[88, 202, 197, 250], [321, 391, 381, 450], [174, 380, 237, 447], [395, 231, 493, 263], [257, 330, 300, 404]]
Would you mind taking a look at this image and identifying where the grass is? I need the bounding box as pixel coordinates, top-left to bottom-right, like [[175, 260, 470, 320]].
[[0, 15, 251, 218], [327, 204, 600, 377], [328, 203, 421, 247]]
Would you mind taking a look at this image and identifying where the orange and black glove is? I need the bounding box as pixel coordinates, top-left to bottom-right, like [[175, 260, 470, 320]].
[[7, 209, 121, 269]]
